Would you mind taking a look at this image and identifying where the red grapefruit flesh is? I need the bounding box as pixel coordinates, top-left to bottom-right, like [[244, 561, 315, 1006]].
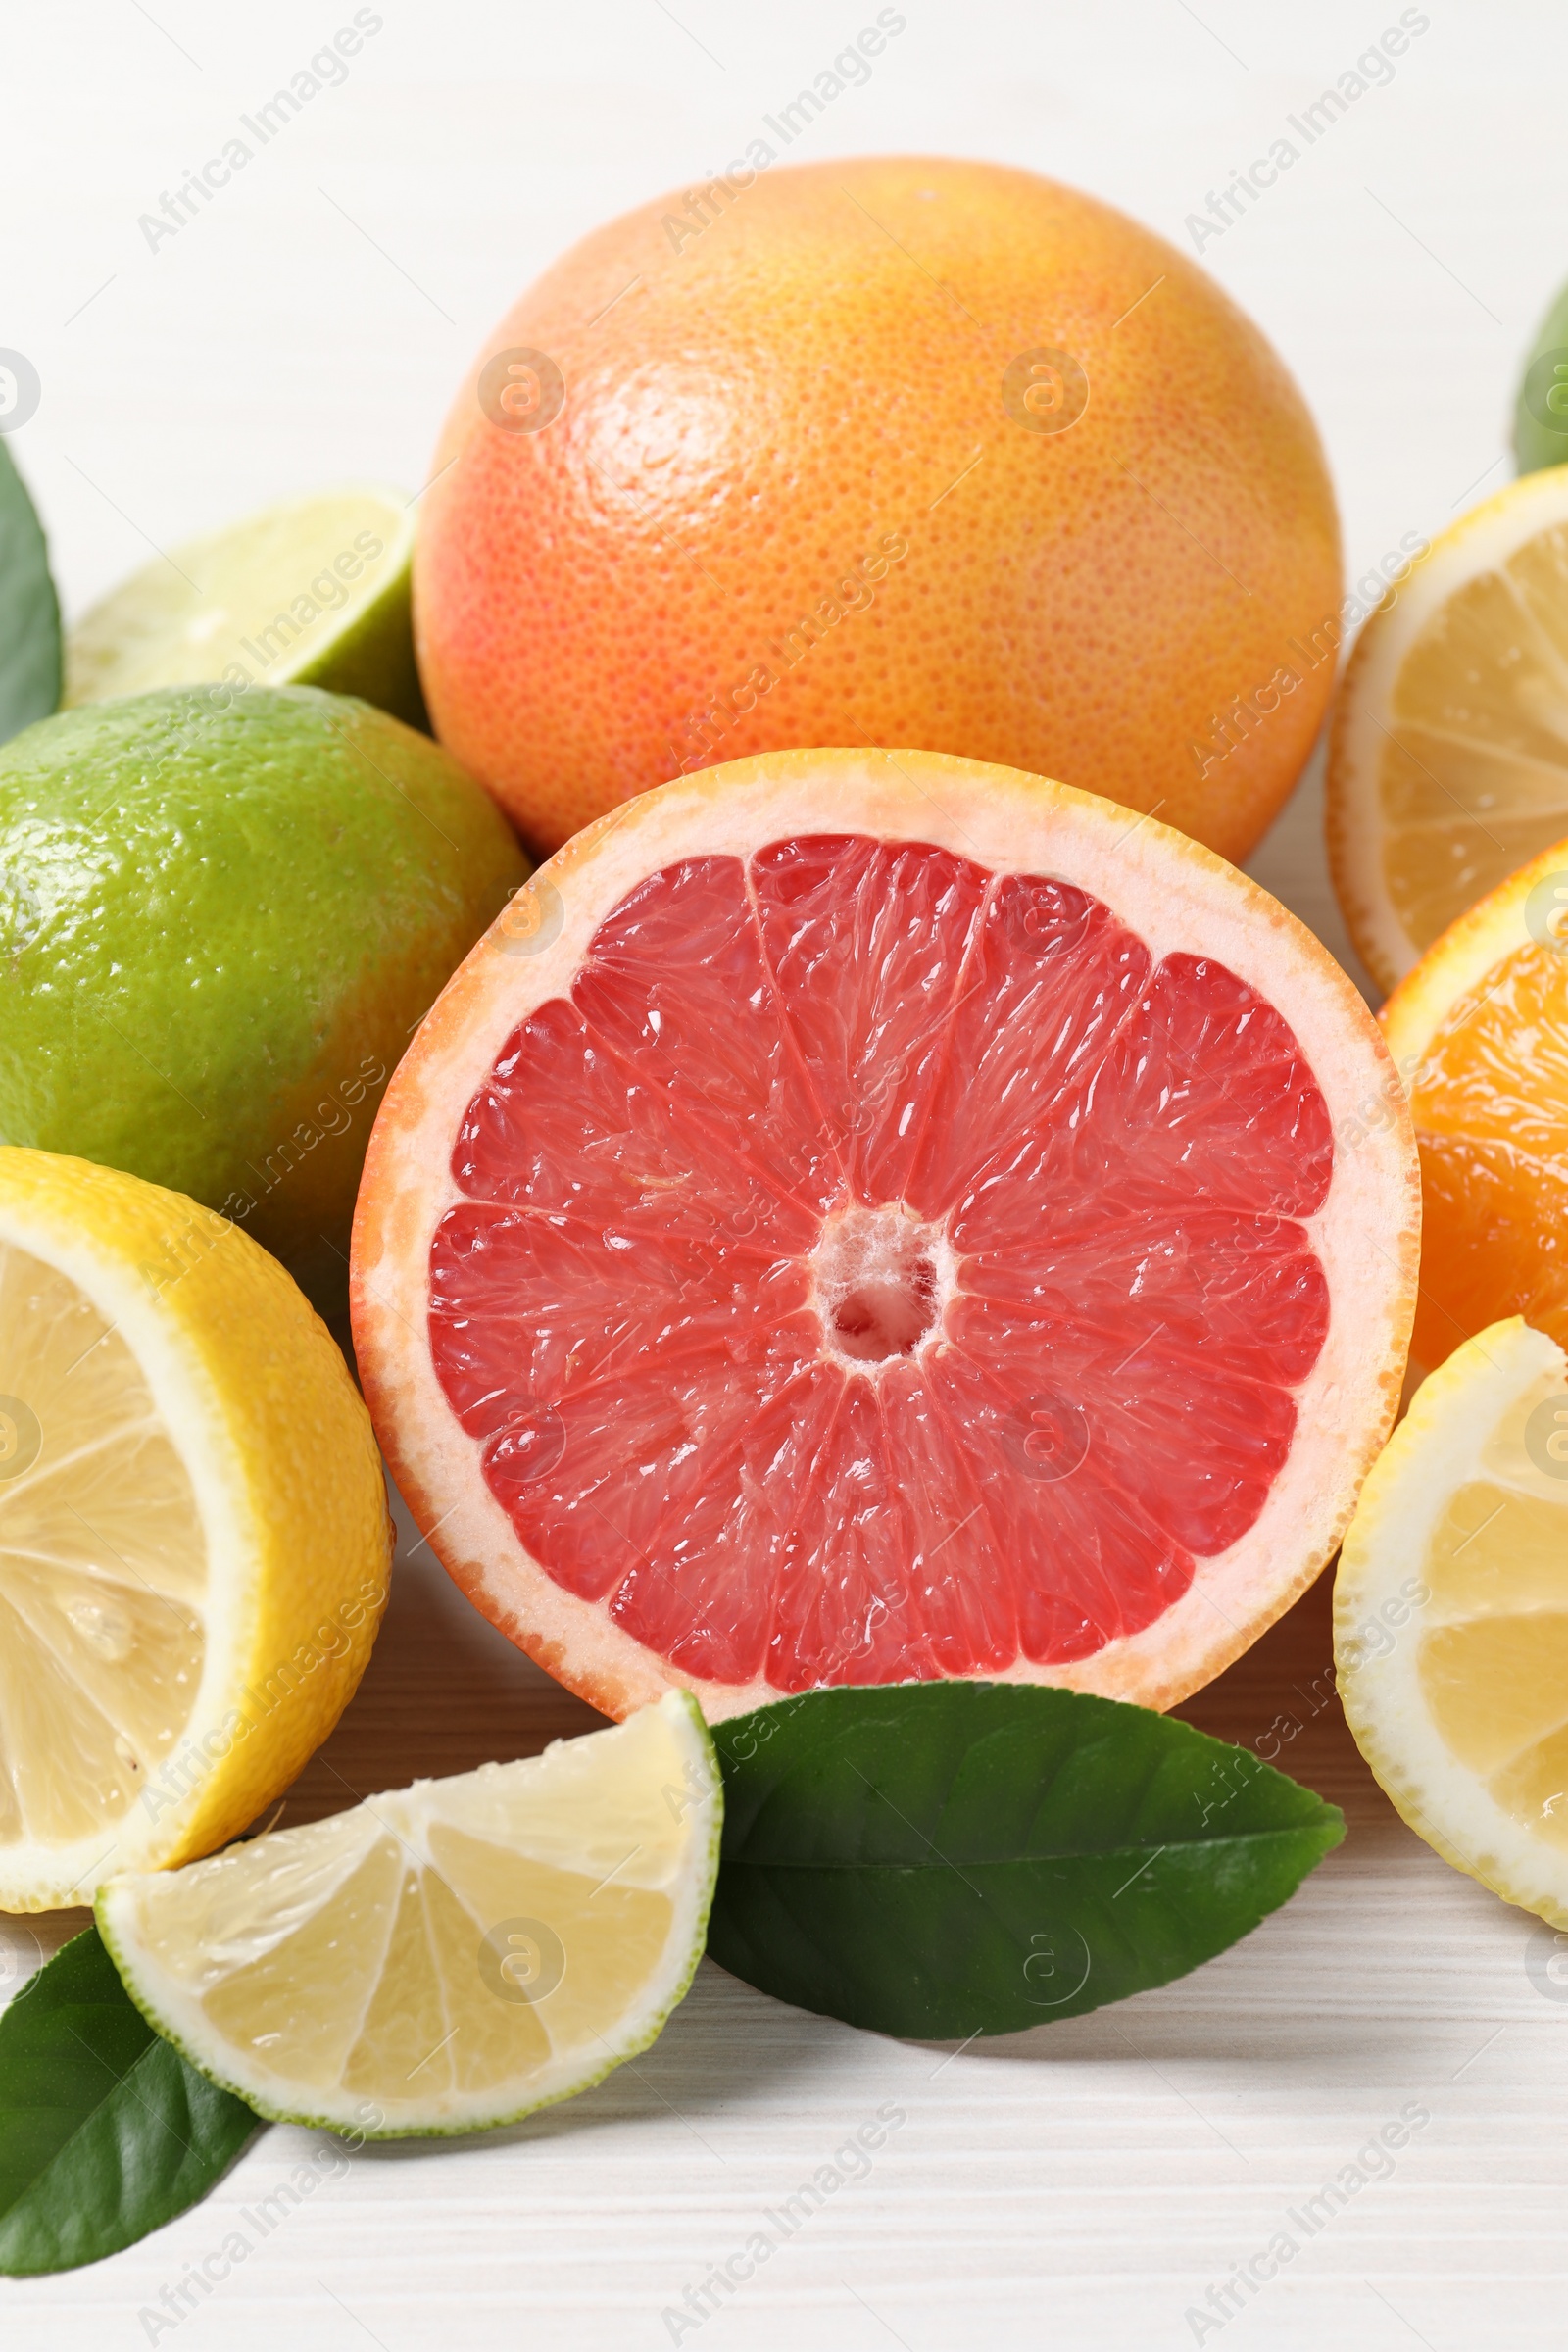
[[352, 752, 1419, 1722]]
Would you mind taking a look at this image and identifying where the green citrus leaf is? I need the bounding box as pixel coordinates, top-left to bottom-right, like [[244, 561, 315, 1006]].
[[0, 1926, 260, 2275], [1516, 276, 1568, 475], [709, 1682, 1344, 2038], [0, 440, 61, 743]]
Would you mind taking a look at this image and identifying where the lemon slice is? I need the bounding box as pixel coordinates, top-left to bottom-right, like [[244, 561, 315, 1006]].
[[0, 1147, 390, 1910], [1327, 467, 1568, 994], [1336, 1315, 1568, 1924], [64, 485, 424, 728], [97, 1692, 721, 2136]]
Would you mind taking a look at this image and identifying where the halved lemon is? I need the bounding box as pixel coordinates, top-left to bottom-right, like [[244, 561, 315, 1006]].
[[97, 1692, 721, 2136], [64, 485, 425, 729], [1327, 467, 1568, 994], [0, 1147, 390, 1910], [1336, 1315, 1568, 1924]]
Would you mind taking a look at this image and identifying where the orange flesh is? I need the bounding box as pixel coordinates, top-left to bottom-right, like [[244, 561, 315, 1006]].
[[427, 832, 1333, 1693], [1405, 939, 1568, 1366]]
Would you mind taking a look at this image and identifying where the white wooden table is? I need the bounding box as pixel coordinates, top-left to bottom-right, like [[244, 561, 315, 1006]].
[[5, 6, 1567, 2344]]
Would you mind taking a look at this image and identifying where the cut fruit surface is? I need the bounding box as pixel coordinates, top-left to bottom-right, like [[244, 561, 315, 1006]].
[[1381, 834, 1568, 1373], [0, 1148, 391, 1909], [1336, 1317, 1568, 1926], [1328, 468, 1568, 994], [97, 1691, 720, 2136], [352, 750, 1419, 1724], [64, 485, 425, 729]]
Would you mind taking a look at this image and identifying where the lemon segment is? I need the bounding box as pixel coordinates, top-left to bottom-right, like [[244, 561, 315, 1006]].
[[0, 1232, 206, 1849], [1328, 469, 1568, 992], [97, 1692, 721, 2137], [0, 1147, 391, 1910], [1336, 1316, 1568, 1922], [64, 486, 424, 728]]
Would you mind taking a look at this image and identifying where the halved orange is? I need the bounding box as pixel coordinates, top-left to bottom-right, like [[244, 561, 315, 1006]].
[[351, 750, 1418, 1722], [1383, 832, 1568, 1374]]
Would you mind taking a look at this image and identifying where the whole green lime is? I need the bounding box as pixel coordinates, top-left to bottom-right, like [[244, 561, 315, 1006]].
[[0, 685, 527, 1297]]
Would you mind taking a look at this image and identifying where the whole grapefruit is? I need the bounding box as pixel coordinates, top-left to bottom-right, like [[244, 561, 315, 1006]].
[[416, 157, 1341, 860]]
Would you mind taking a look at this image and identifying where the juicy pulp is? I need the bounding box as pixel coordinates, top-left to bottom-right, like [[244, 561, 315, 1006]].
[[427, 833, 1333, 1694]]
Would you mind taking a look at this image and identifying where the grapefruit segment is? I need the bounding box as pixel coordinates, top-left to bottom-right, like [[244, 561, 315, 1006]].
[[353, 750, 1419, 1722], [751, 833, 991, 1200]]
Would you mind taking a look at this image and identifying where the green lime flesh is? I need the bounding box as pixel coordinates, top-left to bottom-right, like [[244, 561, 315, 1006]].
[[0, 686, 526, 1288], [65, 486, 427, 731]]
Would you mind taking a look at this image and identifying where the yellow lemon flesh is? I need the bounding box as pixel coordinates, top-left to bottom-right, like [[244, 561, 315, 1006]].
[[97, 1692, 720, 2136], [0, 1147, 390, 1910], [1337, 1314, 1568, 1924], [1328, 467, 1568, 994]]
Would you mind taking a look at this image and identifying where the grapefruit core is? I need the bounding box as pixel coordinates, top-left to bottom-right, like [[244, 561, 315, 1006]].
[[351, 750, 1419, 1724]]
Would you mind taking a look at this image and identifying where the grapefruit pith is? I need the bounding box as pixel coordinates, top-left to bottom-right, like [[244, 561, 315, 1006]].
[[352, 751, 1418, 1723], [415, 156, 1341, 862]]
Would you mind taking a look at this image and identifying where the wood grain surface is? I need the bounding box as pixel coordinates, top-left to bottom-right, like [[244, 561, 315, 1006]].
[[10, 1488, 1564, 2352]]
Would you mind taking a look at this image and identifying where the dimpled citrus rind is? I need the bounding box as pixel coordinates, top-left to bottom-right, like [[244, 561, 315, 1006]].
[[418, 156, 1340, 860], [0, 686, 528, 1275]]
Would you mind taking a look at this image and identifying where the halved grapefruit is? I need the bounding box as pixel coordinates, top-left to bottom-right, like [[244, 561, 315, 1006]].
[[351, 751, 1419, 1722]]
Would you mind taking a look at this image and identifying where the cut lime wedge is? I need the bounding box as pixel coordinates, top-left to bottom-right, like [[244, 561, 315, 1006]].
[[65, 484, 425, 728], [96, 1692, 721, 2137]]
